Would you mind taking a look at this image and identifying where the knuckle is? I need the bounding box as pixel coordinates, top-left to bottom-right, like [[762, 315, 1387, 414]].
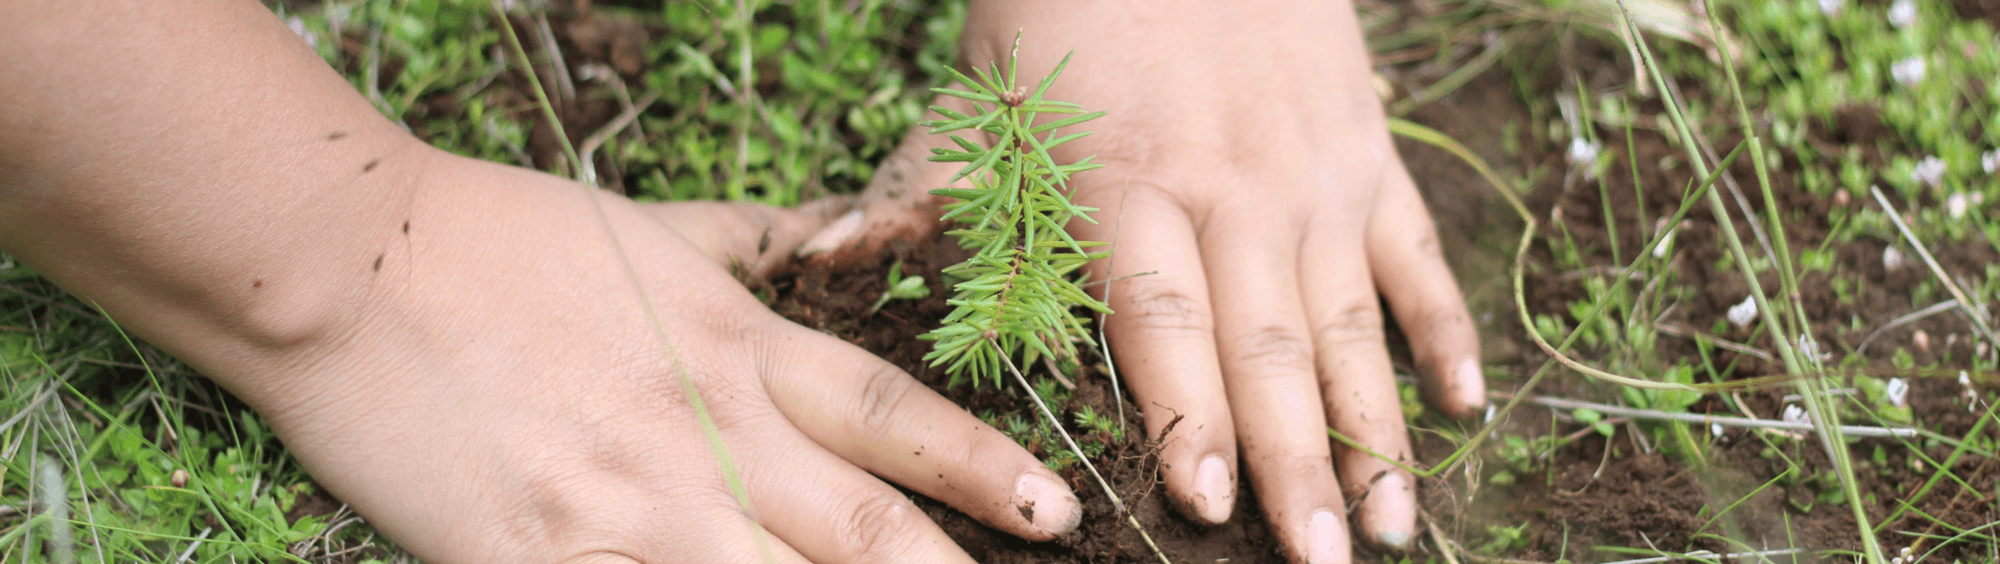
[[1230, 323, 1316, 374], [833, 490, 925, 561], [1405, 227, 1444, 258], [1116, 280, 1213, 336], [1313, 301, 1386, 348], [1246, 449, 1337, 496], [854, 363, 919, 439]]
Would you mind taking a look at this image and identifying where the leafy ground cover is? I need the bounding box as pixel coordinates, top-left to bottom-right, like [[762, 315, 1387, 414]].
[[3, 0, 1997, 562]]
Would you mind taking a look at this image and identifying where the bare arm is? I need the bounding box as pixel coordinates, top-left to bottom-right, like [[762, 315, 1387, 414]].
[[0, 0, 423, 398]]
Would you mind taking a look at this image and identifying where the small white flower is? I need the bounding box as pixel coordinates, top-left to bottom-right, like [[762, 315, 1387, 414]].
[[1820, 0, 1846, 16], [1783, 404, 1811, 426], [1567, 137, 1601, 166], [1912, 155, 1947, 186], [1888, 0, 1918, 27], [1892, 56, 1928, 87], [286, 16, 318, 50], [1884, 246, 1908, 271], [1710, 422, 1725, 438], [1798, 334, 1825, 361], [1726, 295, 1758, 329], [1886, 377, 1910, 407], [1982, 150, 1998, 174], [1948, 192, 1970, 219]]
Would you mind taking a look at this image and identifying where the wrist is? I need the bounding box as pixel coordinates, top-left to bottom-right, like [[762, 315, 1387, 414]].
[[3, 137, 438, 404]]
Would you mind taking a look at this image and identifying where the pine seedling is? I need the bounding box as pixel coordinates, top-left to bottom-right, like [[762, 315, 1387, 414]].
[[919, 42, 1111, 388]]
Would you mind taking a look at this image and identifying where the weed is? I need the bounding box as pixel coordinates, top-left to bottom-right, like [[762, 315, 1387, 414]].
[[867, 260, 931, 314]]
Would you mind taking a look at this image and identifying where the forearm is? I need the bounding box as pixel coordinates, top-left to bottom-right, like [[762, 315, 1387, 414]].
[[0, 0, 429, 392]]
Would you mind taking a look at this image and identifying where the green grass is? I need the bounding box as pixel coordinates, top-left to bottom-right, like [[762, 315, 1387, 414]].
[[1379, 0, 2000, 562], [5, 0, 1998, 562]]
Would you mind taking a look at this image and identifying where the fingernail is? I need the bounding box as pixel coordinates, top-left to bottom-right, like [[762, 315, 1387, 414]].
[[1015, 472, 1081, 536], [1193, 454, 1234, 524], [1454, 358, 1487, 411], [797, 210, 864, 257], [1308, 510, 1349, 564], [1370, 473, 1415, 550]]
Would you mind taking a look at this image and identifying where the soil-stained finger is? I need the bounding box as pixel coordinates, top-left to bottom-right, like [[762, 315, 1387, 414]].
[[756, 325, 1082, 541], [1069, 187, 1241, 526], [1197, 206, 1355, 564], [735, 420, 981, 564], [1364, 163, 1484, 418], [1300, 201, 1420, 552], [797, 96, 977, 266]]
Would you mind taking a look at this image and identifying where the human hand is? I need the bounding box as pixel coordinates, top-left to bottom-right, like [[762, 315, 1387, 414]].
[[222, 152, 1081, 563], [798, 2, 1486, 562]]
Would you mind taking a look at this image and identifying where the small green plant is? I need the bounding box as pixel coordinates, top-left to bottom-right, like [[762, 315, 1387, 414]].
[[867, 260, 931, 313], [916, 40, 1111, 387]]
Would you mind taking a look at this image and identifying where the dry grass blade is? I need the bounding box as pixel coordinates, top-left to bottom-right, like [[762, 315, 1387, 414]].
[[1868, 186, 2000, 349], [1506, 392, 1917, 438]]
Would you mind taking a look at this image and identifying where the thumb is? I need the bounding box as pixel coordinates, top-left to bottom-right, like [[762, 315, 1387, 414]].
[[637, 196, 852, 278], [795, 96, 975, 266]]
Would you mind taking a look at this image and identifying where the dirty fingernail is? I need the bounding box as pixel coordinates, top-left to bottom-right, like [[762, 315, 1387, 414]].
[[1369, 473, 1415, 550], [1308, 510, 1349, 564], [1016, 471, 1081, 536], [1454, 358, 1488, 412], [797, 210, 864, 256], [1194, 454, 1234, 524]]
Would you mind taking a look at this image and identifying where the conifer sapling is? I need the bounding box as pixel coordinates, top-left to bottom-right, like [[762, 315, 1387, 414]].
[[919, 43, 1111, 387]]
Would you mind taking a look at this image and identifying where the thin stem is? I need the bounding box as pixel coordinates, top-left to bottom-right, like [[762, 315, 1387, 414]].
[[998, 350, 1120, 513], [497, 3, 771, 563], [493, 3, 585, 182], [1511, 393, 1915, 438]]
